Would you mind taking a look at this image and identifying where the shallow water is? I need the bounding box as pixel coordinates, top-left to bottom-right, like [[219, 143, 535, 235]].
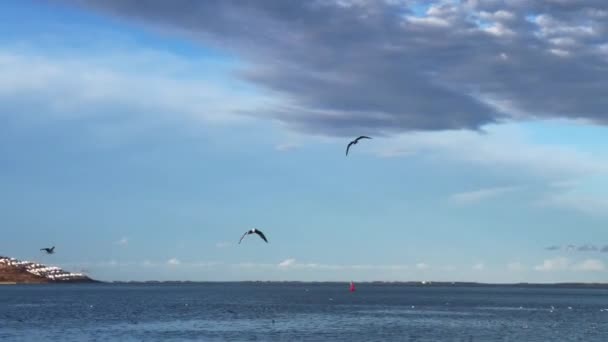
[[1, 283, 608, 341]]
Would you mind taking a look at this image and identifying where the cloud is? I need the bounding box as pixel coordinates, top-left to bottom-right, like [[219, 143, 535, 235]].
[[577, 244, 598, 252], [56, 0, 608, 136], [371, 124, 608, 181], [572, 259, 605, 272], [350, 264, 409, 271], [114, 237, 128, 246], [534, 257, 606, 272], [275, 258, 409, 271], [539, 191, 608, 217], [63, 259, 412, 273], [544, 244, 607, 252], [167, 258, 181, 266], [62, 259, 222, 270], [0, 47, 270, 133], [278, 258, 296, 268], [415, 262, 430, 270], [535, 257, 570, 271], [162, 260, 220, 268], [472, 262, 485, 271], [449, 186, 521, 205], [507, 262, 525, 271]]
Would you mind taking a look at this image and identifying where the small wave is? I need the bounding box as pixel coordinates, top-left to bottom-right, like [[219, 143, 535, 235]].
[[10, 303, 56, 308]]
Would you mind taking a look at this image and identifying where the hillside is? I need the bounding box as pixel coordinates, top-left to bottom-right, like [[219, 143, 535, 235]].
[[0, 263, 48, 284], [0, 256, 96, 284]]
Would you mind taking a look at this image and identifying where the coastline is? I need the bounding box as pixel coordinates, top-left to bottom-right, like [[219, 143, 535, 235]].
[[103, 280, 608, 289]]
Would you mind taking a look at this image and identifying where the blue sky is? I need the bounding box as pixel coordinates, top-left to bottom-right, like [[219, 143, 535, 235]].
[[2, 0, 608, 282]]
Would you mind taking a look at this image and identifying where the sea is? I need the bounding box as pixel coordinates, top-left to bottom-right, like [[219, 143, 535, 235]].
[[1, 282, 608, 341]]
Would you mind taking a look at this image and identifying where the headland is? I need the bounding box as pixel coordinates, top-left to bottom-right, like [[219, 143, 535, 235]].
[[0, 255, 97, 284]]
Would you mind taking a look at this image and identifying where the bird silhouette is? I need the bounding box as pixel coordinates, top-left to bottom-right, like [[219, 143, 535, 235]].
[[239, 229, 268, 244], [40, 246, 55, 254], [346, 136, 372, 156]]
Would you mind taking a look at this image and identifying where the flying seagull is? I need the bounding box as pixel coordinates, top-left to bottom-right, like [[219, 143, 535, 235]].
[[40, 246, 55, 254], [239, 229, 268, 244], [346, 136, 372, 156]]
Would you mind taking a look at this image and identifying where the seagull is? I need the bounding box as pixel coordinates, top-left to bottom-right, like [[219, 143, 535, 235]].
[[40, 246, 55, 254], [239, 229, 268, 244], [345, 136, 372, 156]]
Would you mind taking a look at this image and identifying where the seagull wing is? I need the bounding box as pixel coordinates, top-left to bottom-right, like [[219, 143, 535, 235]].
[[40, 248, 46, 251], [238, 232, 248, 244], [355, 136, 372, 142], [254, 230, 268, 243], [346, 141, 354, 156]]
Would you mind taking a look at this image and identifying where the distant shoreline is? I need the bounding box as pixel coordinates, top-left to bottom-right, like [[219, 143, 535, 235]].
[[98, 280, 608, 289], [4, 279, 608, 288]]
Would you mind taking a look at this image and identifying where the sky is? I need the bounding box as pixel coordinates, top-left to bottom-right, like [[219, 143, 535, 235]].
[[2, 0, 608, 283]]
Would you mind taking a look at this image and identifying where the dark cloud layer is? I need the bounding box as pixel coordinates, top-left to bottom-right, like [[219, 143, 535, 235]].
[[54, 0, 608, 136], [577, 244, 599, 252], [546, 244, 608, 252]]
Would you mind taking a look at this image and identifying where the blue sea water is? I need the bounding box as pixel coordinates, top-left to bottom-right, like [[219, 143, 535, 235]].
[[1, 283, 608, 341]]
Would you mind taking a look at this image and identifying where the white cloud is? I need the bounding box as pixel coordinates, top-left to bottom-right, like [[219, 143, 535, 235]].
[[472, 262, 485, 271], [406, 16, 451, 28], [154, 260, 221, 268], [59, 260, 138, 268], [114, 237, 128, 246], [482, 23, 516, 37], [534, 257, 570, 271], [449, 186, 521, 205], [538, 191, 608, 217], [373, 124, 608, 180], [167, 258, 181, 266], [278, 258, 296, 268], [573, 259, 605, 272], [60, 259, 223, 270], [354, 264, 410, 271], [243, 259, 411, 271], [415, 262, 430, 270], [0, 47, 273, 126], [534, 257, 606, 272], [507, 262, 525, 271]]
